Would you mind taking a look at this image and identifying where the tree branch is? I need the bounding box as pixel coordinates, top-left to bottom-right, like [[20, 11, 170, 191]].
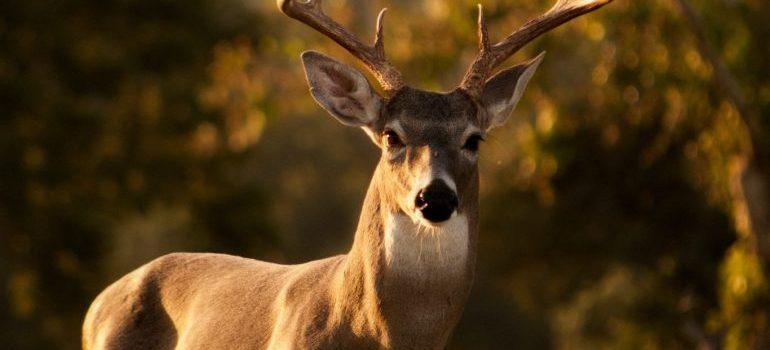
[[673, 0, 768, 170]]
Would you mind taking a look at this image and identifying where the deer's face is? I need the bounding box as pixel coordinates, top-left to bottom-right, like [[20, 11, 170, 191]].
[[301, 51, 543, 225], [282, 0, 612, 224], [370, 89, 480, 224]]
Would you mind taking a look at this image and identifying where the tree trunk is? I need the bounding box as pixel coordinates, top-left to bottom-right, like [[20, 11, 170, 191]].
[[673, 0, 770, 348]]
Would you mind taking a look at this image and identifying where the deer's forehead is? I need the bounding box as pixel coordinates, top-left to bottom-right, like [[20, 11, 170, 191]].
[[395, 118, 467, 141], [382, 88, 479, 137]]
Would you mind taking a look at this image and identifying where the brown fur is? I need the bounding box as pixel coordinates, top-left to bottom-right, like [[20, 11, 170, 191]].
[[83, 88, 484, 350], [83, 0, 614, 345], [81, 25, 557, 345]]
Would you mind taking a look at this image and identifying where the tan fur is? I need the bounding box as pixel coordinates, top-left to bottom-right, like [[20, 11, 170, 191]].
[[83, 160, 479, 349], [82, 13, 552, 346], [80, 0, 613, 343]]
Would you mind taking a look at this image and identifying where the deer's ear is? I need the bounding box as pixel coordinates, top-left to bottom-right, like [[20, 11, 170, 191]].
[[480, 52, 545, 131], [302, 51, 382, 127]]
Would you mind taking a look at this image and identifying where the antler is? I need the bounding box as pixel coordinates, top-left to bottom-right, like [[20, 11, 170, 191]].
[[278, 0, 405, 93], [460, 0, 613, 97]]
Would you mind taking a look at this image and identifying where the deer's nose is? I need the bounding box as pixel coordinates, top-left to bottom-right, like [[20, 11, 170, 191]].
[[415, 180, 459, 223]]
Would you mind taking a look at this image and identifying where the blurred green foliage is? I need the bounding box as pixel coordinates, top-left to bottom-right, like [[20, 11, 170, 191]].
[[1, 0, 769, 349]]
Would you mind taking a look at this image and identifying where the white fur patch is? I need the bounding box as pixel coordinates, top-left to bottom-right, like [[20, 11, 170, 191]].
[[383, 213, 468, 278]]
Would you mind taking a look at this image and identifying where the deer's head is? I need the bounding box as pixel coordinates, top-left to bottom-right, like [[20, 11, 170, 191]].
[[279, 0, 611, 226]]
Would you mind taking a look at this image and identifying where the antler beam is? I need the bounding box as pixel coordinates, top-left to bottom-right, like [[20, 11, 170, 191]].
[[461, 0, 613, 97], [278, 0, 405, 93]]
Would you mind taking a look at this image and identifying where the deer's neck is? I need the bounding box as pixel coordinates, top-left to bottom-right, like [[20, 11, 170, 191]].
[[333, 166, 478, 347]]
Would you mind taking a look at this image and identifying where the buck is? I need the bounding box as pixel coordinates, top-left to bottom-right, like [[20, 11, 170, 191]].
[[82, 0, 612, 348]]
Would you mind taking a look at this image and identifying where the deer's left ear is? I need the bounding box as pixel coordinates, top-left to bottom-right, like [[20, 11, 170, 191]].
[[480, 52, 545, 131], [302, 50, 383, 128]]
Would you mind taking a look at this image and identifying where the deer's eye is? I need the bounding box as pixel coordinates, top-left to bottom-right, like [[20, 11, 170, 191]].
[[463, 134, 483, 152], [384, 130, 404, 148]]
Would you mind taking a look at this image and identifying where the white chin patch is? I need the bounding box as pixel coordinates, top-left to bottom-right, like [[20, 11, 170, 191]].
[[383, 212, 469, 278]]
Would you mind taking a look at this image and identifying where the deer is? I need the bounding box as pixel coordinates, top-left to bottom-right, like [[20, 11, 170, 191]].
[[82, 0, 612, 349]]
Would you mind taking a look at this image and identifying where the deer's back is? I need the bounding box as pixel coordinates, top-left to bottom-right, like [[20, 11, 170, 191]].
[[83, 252, 346, 350]]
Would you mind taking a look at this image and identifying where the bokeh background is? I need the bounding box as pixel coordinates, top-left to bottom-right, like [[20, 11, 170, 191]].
[[2, 0, 770, 349]]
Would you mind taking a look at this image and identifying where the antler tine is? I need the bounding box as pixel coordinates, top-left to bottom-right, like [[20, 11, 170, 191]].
[[374, 8, 387, 58], [278, 0, 405, 93], [477, 4, 490, 52], [460, 0, 613, 97]]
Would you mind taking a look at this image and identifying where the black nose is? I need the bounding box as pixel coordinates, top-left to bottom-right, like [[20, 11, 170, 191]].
[[415, 180, 459, 223]]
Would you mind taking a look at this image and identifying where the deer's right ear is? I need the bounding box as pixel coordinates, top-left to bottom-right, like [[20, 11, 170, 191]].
[[479, 52, 545, 131], [302, 51, 383, 127]]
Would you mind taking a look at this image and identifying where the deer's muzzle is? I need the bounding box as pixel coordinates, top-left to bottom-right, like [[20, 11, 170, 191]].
[[414, 180, 458, 223]]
